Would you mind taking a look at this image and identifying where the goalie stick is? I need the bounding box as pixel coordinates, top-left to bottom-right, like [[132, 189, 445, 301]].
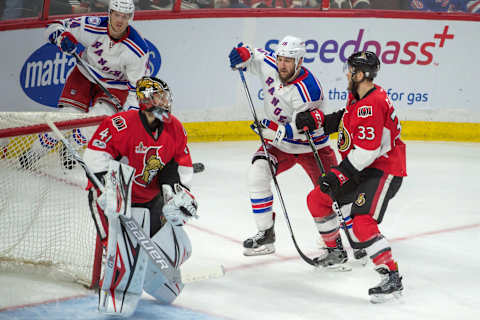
[[237, 69, 318, 267], [45, 117, 224, 282]]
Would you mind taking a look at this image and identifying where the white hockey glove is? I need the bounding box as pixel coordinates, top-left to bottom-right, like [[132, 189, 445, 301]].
[[162, 184, 198, 226], [250, 119, 305, 146]]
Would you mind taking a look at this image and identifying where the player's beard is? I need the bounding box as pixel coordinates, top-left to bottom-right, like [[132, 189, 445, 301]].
[[348, 78, 360, 101], [278, 68, 296, 83]]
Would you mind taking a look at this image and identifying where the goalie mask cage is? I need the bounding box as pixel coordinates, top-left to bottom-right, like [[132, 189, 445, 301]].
[[0, 112, 106, 288]]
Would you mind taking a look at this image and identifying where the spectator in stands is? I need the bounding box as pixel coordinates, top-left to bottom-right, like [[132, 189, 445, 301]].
[[1, 0, 39, 20], [244, 0, 294, 8], [330, 0, 370, 8], [214, 0, 249, 8], [137, 0, 174, 9], [404, 0, 480, 13]]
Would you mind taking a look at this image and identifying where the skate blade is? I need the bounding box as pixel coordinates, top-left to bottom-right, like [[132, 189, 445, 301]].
[[370, 291, 403, 304], [243, 244, 275, 256], [315, 263, 352, 272]]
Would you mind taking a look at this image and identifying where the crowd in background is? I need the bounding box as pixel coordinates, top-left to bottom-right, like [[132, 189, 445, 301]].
[[1, 0, 479, 21]]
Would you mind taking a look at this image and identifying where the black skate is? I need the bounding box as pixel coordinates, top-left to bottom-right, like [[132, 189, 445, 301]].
[[243, 226, 275, 256], [314, 237, 350, 271], [369, 265, 404, 303]]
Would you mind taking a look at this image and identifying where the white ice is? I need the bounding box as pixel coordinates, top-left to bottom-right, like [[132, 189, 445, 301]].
[[1, 140, 479, 320]]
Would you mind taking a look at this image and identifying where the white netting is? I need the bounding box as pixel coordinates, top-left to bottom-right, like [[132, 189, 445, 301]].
[[0, 112, 104, 287]]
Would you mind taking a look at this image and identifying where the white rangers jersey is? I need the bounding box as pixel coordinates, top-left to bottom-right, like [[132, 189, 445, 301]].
[[45, 16, 150, 110], [246, 47, 329, 154]]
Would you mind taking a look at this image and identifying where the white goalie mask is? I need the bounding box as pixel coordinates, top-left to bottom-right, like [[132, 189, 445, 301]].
[[109, 0, 135, 19], [275, 35, 306, 71]]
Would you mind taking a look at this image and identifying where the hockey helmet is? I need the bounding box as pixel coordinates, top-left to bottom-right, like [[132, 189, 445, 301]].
[[136, 76, 173, 121], [346, 51, 380, 80], [275, 35, 306, 70], [109, 0, 135, 19]]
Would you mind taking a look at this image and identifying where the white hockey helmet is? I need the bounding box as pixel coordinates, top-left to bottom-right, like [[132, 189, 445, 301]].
[[275, 35, 306, 70], [109, 0, 135, 18]]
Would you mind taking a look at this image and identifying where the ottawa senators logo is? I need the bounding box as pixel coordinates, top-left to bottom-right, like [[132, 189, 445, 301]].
[[134, 147, 165, 187], [337, 119, 351, 152], [355, 193, 366, 206]]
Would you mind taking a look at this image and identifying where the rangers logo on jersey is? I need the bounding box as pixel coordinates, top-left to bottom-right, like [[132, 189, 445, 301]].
[[134, 147, 165, 187]]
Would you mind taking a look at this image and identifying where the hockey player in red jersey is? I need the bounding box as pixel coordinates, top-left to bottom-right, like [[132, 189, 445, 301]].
[[83, 76, 197, 315], [295, 51, 406, 303], [229, 36, 338, 256]]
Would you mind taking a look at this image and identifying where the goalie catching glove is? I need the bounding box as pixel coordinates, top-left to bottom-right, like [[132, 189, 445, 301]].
[[162, 184, 198, 226]]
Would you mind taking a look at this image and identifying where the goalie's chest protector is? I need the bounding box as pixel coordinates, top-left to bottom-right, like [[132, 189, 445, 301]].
[[111, 112, 183, 203]]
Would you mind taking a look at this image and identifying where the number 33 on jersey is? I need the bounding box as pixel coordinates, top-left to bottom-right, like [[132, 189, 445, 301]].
[[339, 85, 406, 177]]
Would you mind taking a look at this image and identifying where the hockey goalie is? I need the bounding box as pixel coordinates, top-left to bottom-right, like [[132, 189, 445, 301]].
[[83, 76, 198, 317]]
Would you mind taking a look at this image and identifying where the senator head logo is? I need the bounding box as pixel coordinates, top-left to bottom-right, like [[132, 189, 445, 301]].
[[134, 146, 165, 187]]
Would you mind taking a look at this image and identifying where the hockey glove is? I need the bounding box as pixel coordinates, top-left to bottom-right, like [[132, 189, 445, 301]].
[[319, 158, 360, 196], [250, 119, 305, 146], [229, 42, 253, 70], [51, 30, 78, 54], [295, 109, 325, 132], [162, 184, 198, 226]]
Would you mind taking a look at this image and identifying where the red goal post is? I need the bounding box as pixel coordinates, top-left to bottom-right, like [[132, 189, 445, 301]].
[[0, 112, 107, 288]]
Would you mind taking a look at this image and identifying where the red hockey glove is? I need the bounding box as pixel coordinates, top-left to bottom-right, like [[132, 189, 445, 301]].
[[295, 109, 325, 132]]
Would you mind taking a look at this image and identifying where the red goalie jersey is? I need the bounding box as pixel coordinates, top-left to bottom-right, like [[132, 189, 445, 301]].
[[86, 110, 193, 203], [339, 85, 406, 177]]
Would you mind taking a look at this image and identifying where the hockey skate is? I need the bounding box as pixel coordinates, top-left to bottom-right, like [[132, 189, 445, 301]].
[[369, 265, 404, 303], [314, 237, 350, 271], [243, 226, 275, 256]]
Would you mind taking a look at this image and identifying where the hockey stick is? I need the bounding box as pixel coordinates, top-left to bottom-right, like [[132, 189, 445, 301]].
[[238, 70, 318, 266], [45, 118, 223, 280], [302, 128, 363, 250], [73, 52, 122, 113]]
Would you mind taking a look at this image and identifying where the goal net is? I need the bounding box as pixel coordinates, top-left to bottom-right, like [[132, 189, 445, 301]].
[[0, 112, 106, 288]]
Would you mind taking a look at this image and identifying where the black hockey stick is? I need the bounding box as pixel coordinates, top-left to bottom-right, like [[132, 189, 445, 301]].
[[238, 69, 318, 266], [73, 52, 122, 113], [302, 128, 364, 250]]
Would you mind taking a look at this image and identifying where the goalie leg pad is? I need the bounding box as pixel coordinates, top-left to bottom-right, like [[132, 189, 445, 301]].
[[98, 207, 150, 317], [143, 223, 191, 304]]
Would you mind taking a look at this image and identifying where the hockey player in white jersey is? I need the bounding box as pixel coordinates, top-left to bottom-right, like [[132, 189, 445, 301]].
[[19, 0, 150, 170], [228, 36, 338, 256]]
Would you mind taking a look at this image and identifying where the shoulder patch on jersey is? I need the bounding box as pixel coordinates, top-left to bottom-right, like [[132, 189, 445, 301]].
[[357, 105, 373, 118], [86, 16, 101, 26], [65, 17, 81, 29], [112, 116, 127, 131]]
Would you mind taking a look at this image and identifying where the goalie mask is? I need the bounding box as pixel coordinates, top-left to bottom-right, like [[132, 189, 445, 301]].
[[136, 76, 173, 122]]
